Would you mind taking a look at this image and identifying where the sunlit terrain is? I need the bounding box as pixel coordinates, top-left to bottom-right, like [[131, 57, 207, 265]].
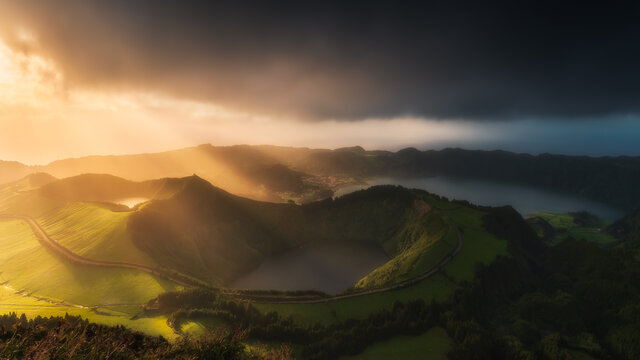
[[1, 1, 640, 359]]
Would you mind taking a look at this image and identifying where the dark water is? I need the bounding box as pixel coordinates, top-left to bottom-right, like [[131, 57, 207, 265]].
[[335, 176, 623, 221], [230, 241, 389, 293]]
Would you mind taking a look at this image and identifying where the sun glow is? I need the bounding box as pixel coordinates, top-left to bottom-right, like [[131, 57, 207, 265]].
[[0, 37, 484, 165]]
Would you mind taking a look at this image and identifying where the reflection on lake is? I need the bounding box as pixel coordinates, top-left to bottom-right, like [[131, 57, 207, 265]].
[[335, 177, 623, 220], [230, 241, 389, 293]]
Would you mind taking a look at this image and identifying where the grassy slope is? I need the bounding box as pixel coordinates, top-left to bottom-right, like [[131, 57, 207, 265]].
[[255, 273, 457, 325], [2, 172, 509, 356], [440, 204, 508, 281], [529, 212, 617, 246], [0, 219, 179, 331], [340, 326, 452, 360], [0, 177, 175, 335], [36, 202, 158, 267], [354, 210, 452, 289], [0, 175, 161, 268], [129, 180, 452, 287], [253, 198, 508, 326], [0, 287, 176, 339]]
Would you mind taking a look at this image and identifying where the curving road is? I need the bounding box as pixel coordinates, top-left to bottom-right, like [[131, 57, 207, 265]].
[[0, 214, 463, 305], [235, 224, 463, 304], [0, 214, 196, 288]]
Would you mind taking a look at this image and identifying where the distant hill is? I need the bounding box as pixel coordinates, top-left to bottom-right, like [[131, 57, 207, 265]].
[[257, 146, 640, 211], [38, 173, 184, 203], [2, 144, 640, 209], [0, 161, 33, 185]]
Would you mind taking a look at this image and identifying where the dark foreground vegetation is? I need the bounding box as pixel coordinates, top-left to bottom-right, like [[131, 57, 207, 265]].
[[141, 205, 640, 360], [0, 313, 293, 360]]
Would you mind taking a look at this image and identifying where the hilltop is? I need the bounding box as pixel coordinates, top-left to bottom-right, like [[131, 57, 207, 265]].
[[128, 175, 451, 286], [2, 144, 639, 211]]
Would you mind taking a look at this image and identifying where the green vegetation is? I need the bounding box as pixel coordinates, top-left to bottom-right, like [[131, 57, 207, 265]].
[[0, 286, 175, 339], [254, 273, 457, 325], [5, 167, 636, 359], [37, 202, 158, 267], [528, 211, 618, 246], [0, 312, 284, 359], [355, 209, 451, 289], [0, 218, 178, 305], [606, 210, 640, 247], [439, 204, 508, 281], [340, 326, 452, 360], [137, 195, 514, 359], [129, 179, 452, 286]]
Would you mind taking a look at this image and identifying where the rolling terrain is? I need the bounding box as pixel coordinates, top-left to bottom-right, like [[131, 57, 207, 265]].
[[1, 167, 636, 359], [3, 144, 640, 211], [0, 173, 468, 336]]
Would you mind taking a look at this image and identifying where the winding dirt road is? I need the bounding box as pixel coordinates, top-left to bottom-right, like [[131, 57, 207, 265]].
[[0, 214, 196, 288], [0, 214, 463, 305]]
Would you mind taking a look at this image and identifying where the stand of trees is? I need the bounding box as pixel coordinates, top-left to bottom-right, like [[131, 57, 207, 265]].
[[151, 205, 640, 359]]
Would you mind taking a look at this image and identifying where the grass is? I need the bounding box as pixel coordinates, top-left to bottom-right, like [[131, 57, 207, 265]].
[[355, 211, 453, 289], [0, 286, 176, 339], [529, 212, 617, 246], [36, 202, 158, 267], [1, 176, 509, 349], [0, 219, 180, 321], [436, 203, 508, 282], [254, 273, 457, 325], [340, 326, 452, 360], [253, 198, 508, 326], [404, 225, 458, 278]]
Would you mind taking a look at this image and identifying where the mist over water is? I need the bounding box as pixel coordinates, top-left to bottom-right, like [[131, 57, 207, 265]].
[[335, 177, 623, 220]]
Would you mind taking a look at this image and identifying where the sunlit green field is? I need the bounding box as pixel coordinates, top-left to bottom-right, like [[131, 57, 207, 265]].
[[0, 286, 176, 339], [37, 202, 158, 267], [340, 326, 452, 360], [0, 218, 179, 337]]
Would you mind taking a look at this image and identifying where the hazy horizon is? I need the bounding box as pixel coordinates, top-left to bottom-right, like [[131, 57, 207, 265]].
[[2, 1, 640, 164]]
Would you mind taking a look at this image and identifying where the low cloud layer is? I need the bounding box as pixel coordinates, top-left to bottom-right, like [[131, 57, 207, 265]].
[[1, 0, 639, 121]]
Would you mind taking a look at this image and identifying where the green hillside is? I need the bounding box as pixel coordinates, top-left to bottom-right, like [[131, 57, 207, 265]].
[[606, 210, 640, 247], [129, 177, 452, 287], [0, 171, 515, 359]]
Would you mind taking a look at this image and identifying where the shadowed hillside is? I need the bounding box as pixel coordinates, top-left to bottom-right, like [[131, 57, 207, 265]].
[[128, 177, 449, 286], [0, 161, 33, 185], [38, 173, 185, 204], [37, 145, 329, 203], [3, 145, 639, 209], [607, 211, 640, 248]]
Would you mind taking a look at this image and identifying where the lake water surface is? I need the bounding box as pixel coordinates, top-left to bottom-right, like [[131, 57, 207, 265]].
[[230, 241, 389, 293], [335, 176, 623, 220]]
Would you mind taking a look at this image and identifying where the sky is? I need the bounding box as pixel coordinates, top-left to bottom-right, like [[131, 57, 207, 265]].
[[0, 0, 639, 164]]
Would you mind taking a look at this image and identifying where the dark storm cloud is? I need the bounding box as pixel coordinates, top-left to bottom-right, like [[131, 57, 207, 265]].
[[1, 0, 639, 120]]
